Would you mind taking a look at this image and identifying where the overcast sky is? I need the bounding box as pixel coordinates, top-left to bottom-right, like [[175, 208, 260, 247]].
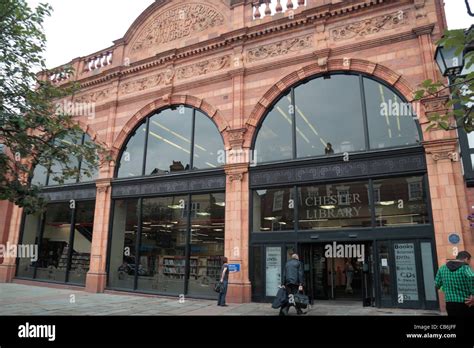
[[26, 0, 474, 69]]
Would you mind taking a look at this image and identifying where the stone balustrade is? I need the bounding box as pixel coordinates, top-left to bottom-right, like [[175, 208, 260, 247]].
[[83, 49, 114, 73], [253, 0, 306, 20]]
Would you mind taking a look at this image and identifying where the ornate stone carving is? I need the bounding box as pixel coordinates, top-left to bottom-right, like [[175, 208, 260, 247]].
[[119, 74, 164, 95], [246, 35, 313, 63], [227, 128, 247, 149], [118, 56, 230, 95], [431, 151, 459, 162], [132, 3, 225, 52], [40, 186, 97, 202], [112, 175, 225, 197], [176, 55, 230, 80], [331, 10, 408, 41], [250, 153, 426, 186], [228, 173, 244, 182], [421, 96, 449, 113], [75, 89, 111, 103], [96, 185, 109, 194], [164, 66, 176, 85]]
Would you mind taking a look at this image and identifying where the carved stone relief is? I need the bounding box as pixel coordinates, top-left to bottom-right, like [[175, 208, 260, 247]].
[[75, 89, 111, 103], [132, 3, 225, 52], [246, 35, 313, 62], [331, 10, 409, 41], [118, 56, 231, 95]]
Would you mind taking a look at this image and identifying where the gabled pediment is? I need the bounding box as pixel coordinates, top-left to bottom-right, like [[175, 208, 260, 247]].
[[123, 0, 231, 61]]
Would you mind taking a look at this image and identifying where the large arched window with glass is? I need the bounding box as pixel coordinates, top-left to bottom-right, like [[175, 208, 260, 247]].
[[109, 106, 226, 299], [116, 106, 225, 178], [17, 132, 98, 286], [254, 73, 421, 163]]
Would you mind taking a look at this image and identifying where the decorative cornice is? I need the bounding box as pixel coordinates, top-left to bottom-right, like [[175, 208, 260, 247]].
[[227, 128, 247, 149], [423, 139, 459, 162], [51, 0, 396, 89], [420, 95, 450, 114], [412, 23, 435, 36]]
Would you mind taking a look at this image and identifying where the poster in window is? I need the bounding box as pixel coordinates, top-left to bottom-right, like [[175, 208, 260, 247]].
[[265, 246, 281, 297], [394, 243, 419, 301]]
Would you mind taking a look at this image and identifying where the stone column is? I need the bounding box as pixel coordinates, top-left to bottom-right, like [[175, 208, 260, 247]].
[[223, 128, 252, 303], [0, 205, 23, 282], [0, 200, 14, 264], [422, 96, 471, 312], [85, 178, 112, 293]]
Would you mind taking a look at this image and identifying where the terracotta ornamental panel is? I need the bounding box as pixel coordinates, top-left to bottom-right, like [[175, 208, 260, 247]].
[[128, 2, 226, 60]]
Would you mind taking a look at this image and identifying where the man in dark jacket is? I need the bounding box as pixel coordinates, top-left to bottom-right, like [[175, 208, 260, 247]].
[[280, 253, 305, 316], [435, 251, 473, 316]]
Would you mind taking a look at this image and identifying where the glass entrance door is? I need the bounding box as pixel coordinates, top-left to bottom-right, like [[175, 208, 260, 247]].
[[302, 242, 373, 303]]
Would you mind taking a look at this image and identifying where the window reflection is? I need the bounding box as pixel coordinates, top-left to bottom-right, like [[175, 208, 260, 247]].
[[32, 133, 99, 185], [146, 109, 193, 175], [374, 176, 428, 226], [48, 134, 82, 185], [253, 74, 421, 164], [16, 213, 41, 278], [364, 78, 420, 149], [31, 164, 48, 186], [295, 75, 366, 158], [298, 182, 371, 230], [117, 123, 147, 178], [193, 111, 224, 170], [79, 134, 99, 182], [188, 193, 225, 297], [35, 203, 72, 282], [137, 195, 188, 294], [254, 92, 293, 163], [109, 199, 139, 290], [68, 201, 95, 285], [253, 187, 294, 232], [117, 107, 224, 178]]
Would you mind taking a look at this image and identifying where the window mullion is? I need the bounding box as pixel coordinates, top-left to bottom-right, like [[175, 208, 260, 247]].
[[190, 108, 196, 170], [142, 118, 151, 176], [359, 75, 370, 151], [291, 88, 297, 160]]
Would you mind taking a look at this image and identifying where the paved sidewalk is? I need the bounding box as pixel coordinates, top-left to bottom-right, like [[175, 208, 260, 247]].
[[0, 283, 441, 316]]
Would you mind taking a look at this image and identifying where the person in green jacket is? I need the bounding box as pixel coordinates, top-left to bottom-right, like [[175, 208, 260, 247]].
[[435, 251, 473, 316]]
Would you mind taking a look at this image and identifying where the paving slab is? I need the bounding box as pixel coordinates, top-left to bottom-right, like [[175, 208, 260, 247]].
[[0, 283, 442, 316]]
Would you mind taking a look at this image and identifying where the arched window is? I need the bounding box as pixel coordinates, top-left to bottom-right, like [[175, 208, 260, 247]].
[[117, 106, 224, 178], [254, 73, 421, 164], [31, 132, 99, 186]]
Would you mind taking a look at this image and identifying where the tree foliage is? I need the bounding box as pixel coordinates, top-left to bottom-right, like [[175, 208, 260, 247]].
[[0, 0, 106, 214], [414, 28, 474, 132]]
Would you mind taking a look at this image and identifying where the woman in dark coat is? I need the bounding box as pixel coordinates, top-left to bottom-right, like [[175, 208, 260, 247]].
[[217, 257, 229, 306]]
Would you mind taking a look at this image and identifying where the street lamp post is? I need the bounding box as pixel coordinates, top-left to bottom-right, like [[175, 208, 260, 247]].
[[434, 44, 465, 77]]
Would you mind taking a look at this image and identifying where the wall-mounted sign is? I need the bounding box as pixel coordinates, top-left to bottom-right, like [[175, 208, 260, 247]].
[[394, 243, 419, 301], [448, 233, 460, 245], [228, 264, 241, 273]]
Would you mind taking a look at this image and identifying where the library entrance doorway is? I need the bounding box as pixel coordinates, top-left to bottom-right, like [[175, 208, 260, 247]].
[[300, 242, 374, 306]]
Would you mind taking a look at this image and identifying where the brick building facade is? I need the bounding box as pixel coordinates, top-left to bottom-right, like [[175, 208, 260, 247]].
[[0, 0, 472, 311]]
